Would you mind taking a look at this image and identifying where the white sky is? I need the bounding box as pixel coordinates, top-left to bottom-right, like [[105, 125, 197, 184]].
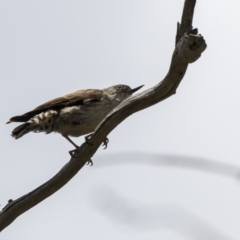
[[1, 0, 240, 239]]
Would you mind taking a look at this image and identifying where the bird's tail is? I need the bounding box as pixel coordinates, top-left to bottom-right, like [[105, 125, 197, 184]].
[[11, 123, 32, 139], [10, 110, 58, 139]]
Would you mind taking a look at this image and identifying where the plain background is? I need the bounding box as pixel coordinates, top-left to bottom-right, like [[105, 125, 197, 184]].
[[1, 0, 240, 239]]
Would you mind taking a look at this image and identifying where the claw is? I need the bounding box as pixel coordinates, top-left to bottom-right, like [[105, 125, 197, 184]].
[[86, 159, 93, 166], [69, 149, 93, 166], [102, 137, 109, 149], [69, 149, 80, 158], [85, 134, 109, 149], [85, 133, 94, 145]]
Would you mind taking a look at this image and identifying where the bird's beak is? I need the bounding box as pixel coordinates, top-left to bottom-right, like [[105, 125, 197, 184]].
[[128, 85, 144, 94]]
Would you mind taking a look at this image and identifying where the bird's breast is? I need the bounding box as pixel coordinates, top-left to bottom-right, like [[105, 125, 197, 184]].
[[54, 101, 114, 137]]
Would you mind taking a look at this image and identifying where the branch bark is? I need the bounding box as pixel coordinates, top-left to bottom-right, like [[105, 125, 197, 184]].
[[0, 0, 206, 232]]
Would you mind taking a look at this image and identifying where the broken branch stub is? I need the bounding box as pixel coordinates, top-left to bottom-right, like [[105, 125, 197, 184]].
[[177, 33, 207, 63]]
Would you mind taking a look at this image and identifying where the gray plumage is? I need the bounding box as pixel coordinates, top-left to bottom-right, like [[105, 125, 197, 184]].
[[7, 84, 143, 147]]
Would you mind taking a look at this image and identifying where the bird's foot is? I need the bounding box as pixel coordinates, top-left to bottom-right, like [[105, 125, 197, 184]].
[[85, 133, 94, 145], [86, 159, 93, 166], [69, 148, 93, 166], [85, 134, 109, 149], [69, 148, 80, 158], [102, 137, 109, 149]]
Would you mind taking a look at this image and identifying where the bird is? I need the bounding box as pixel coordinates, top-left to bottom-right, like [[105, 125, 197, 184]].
[[7, 84, 143, 162]]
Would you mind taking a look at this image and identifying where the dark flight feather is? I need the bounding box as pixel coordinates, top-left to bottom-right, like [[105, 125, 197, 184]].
[[7, 89, 102, 123]]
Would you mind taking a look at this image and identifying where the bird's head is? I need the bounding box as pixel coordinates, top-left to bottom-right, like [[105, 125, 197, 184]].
[[104, 84, 144, 102]]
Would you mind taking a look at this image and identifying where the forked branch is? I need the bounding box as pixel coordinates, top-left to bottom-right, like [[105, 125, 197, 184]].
[[0, 0, 206, 232]]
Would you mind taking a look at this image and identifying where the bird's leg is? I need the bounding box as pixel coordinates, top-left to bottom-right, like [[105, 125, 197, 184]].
[[61, 134, 93, 165], [62, 134, 80, 157], [62, 134, 79, 148], [85, 133, 109, 149]]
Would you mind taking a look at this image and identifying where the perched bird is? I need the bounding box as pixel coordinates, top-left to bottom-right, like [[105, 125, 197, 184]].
[[7, 84, 143, 160]]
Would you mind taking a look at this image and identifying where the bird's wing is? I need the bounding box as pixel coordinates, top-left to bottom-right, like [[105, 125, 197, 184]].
[[7, 89, 102, 123]]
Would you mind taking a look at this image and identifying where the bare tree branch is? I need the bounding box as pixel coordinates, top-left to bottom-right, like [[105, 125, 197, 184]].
[[176, 0, 196, 44], [0, 0, 206, 232]]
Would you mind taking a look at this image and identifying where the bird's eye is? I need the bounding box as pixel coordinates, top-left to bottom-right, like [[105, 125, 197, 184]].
[[117, 86, 122, 89]]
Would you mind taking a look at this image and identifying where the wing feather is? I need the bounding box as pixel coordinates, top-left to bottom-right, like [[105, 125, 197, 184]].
[[7, 89, 102, 123]]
